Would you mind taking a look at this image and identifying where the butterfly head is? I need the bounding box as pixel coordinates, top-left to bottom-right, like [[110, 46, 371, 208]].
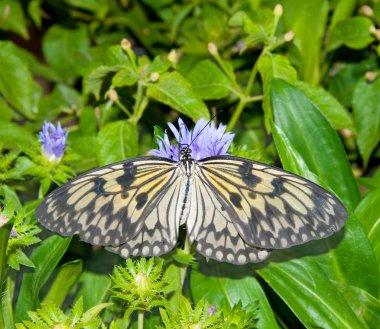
[[179, 145, 194, 176]]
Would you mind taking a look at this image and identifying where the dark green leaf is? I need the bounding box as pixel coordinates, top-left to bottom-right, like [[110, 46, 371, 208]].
[[187, 60, 232, 100], [96, 120, 138, 166], [272, 79, 360, 209], [43, 260, 83, 307], [328, 17, 374, 51], [147, 72, 210, 121], [14, 235, 71, 322], [83, 65, 119, 100], [352, 77, 380, 167]]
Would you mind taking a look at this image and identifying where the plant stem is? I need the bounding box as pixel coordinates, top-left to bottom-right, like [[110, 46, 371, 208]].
[[180, 236, 191, 289], [138, 310, 144, 329], [0, 225, 11, 329]]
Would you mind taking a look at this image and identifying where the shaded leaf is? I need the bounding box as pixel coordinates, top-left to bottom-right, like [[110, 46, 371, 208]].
[[187, 60, 232, 100], [96, 120, 138, 166], [147, 72, 210, 121], [0, 0, 29, 39], [352, 77, 380, 167]]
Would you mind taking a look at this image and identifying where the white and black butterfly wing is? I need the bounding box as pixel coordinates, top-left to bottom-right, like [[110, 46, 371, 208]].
[[187, 172, 271, 265], [196, 156, 347, 250], [106, 169, 184, 258], [35, 157, 180, 248]]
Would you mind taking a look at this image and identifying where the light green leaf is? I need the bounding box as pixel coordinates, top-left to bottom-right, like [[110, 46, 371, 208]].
[[43, 260, 83, 307], [96, 120, 138, 166], [0, 0, 29, 39], [0, 43, 39, 118], [187, 60, 232, 100], [335, 282, 380, 328], [14, 235, 72, 322], [191, 262, 279, 329], [282, 0, 329, 84], [0, 122, 35, 148], [352, 77, 380, 167], [296, 80, 354, 130], [258, 53, 297, 129], [330, 0, 357, 29], [328, 17, 374, 51], [147, 72, 210, 121], [43, 24, 90, 83], [258, 259, 367, 328]]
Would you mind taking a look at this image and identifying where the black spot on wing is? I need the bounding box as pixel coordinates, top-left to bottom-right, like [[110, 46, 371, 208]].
[[136, 192, 148, 210], [229, 192, 243, 209], [116, 163, 137, 187], [238, 164, 262, 187]]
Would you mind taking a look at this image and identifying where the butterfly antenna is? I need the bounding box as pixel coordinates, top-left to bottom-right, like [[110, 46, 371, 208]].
[[189, 110, 222, 147]]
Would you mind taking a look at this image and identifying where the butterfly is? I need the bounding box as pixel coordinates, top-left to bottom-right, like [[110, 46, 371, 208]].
[[35, 131, 347, 265]]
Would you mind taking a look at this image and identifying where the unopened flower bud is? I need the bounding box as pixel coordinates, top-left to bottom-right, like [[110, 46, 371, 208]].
[[208, 43, 218, 55], [274, 4, 283, 17], [121, 38, 131, 50], [150, 72, 160, 82], [108, 89, 119, 102]]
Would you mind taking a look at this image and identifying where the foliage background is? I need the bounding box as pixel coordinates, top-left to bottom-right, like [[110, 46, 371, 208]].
[[1, 0, 380, 328]]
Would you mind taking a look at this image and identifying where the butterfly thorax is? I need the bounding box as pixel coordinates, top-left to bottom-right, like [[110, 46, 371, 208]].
[[179, 146, 195, 177]]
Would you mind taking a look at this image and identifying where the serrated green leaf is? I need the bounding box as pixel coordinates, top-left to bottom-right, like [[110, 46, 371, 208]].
[[187, 60, 232, 100], [328, 16, 374, 51], [352, 77, 380, 167], [96, 120, 138, 166], [147, 72, 210, 121], [112, 67, 138, 87], [296, 80, 354, 131]]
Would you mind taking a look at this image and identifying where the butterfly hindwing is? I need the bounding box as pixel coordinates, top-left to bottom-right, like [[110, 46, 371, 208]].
[[35, 156, 178, 246], [187, 171, 271, 265], [196, 156, 347, 250]]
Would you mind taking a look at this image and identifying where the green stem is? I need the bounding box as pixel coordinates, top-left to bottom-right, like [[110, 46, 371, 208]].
[[115, 99, 132, 117], [138, 310, 144, 329], [180, 236, 191, 289], [0, 225, 11, 329]]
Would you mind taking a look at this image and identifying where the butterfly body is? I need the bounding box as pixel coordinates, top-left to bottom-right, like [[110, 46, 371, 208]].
[[36, 150, 347, 264]]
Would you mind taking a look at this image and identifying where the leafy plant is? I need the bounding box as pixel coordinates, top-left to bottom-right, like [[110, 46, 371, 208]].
[[0, 0, 380, 328]]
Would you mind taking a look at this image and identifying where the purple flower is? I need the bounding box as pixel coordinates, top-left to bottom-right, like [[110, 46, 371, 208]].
[[150, 118, 234, 161], [208, 305, 217, 315], [39, 121, 68, 162], [9, 226, 18, 239]]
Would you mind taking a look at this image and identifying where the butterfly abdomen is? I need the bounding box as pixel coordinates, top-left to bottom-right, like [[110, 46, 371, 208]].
[[178, 175, 193, 226]]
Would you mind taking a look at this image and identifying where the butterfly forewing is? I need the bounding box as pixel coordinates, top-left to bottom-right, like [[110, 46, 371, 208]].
[[35, 157, 178, 246], [187, 174, 271, 264], [196, 156, 347, 250]]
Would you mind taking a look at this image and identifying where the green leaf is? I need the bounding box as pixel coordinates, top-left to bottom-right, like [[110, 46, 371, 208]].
[[352, 77, 380, 167], [43, 260, 83, 307], [112, 67, 138, 87], [328, 17, 374, 51], [75, 272, 112, 310], [257, 259, 367, 328], [271, 79, 360, 209], [96, 120, 138, 166], [0, 122, 35, 149], [257, 53, 297, 130], [191, 262, 279, 329], [335, 282, 380, 328], [296, 80, 354, 131], [147, 72, 210, 121], [330, 0, 357, 29], [83, 65, 119, 100], [282, 0, 329, 84], [355, 188, 380, 293], [0, 0, 29, 39], [0, 43, 39, 118], [42, 24, 90, 83], [14, 235, 72, 322], [27, 0, 42, 28], [271, 79, 378, 297], [187, 60, 232, 100]]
